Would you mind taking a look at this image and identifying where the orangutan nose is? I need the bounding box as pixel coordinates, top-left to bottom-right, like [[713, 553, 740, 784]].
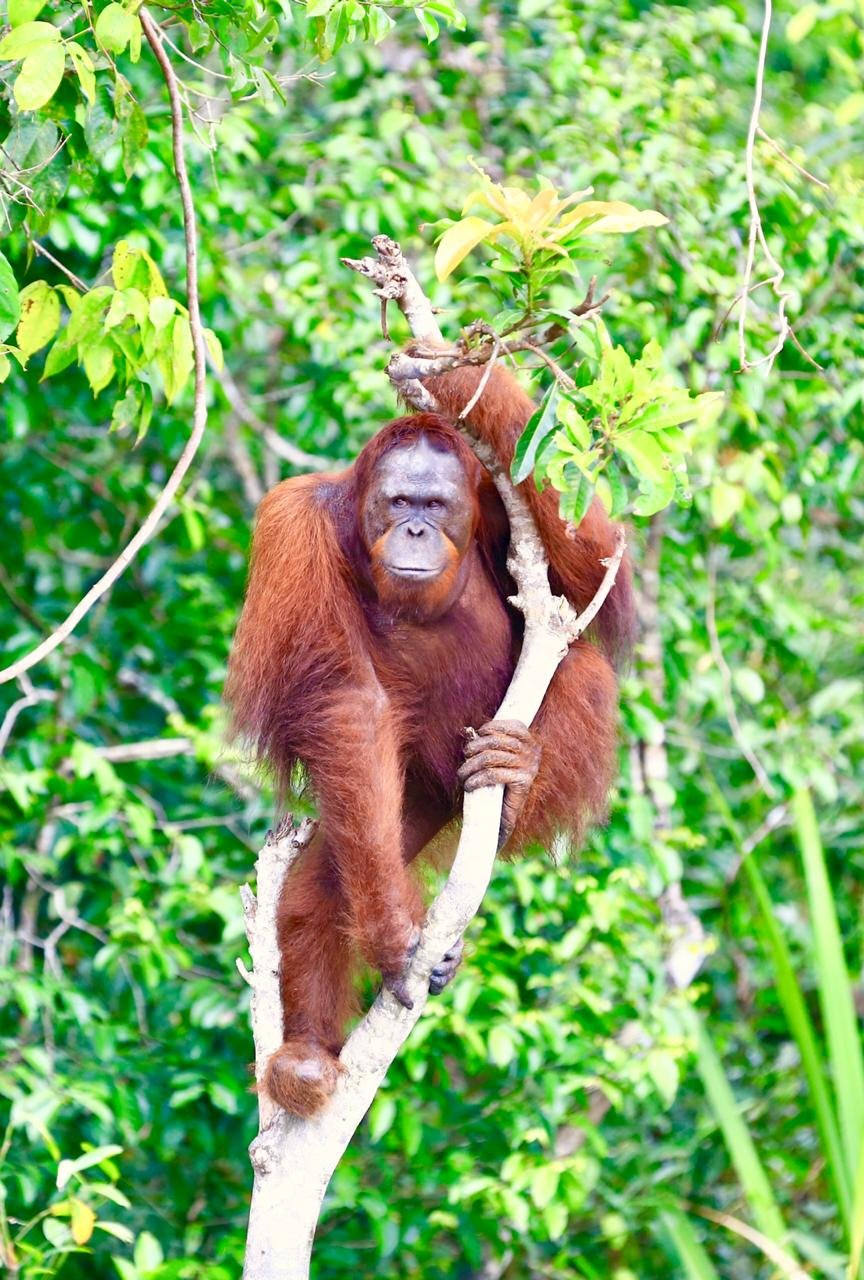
[[406, 522, 425, 537]]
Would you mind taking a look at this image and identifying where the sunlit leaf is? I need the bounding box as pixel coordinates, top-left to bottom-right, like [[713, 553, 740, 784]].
[[70, 1199, 96, 1245], [94, 3, 135, 54], [0, 19, 60, 57], [434, 216, 502, 281], [16, 280, 60, 358], [0, 251, 21, 342], [67, 41, 96, 103], [560, 200, 668, 234], [13, 41, 65, 111]]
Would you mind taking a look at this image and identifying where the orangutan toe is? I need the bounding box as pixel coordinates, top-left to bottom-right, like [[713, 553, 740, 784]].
[[429, 936, 464, 995], [262, 1038, 342, 1116]]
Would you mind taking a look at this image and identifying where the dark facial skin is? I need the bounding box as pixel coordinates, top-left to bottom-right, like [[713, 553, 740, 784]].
[[362, 437, 477, 581]]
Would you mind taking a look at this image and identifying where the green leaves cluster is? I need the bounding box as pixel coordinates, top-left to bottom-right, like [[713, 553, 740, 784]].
[[306, 0, 466, 60], [2, 243, 222, 433], [435, 169, 666, 322], [0, 15, 111, 110], [514, 336, 722, 523]]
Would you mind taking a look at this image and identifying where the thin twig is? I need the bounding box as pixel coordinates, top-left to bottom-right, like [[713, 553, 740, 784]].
[[757, 126, 829, 191], [92, 737, 194, 763], [0, 682, 56, 755], [217, 367, 333, 473], [30, 240, 89, 292], [457, 337, 501, 420], [0, 10, 208, 686]]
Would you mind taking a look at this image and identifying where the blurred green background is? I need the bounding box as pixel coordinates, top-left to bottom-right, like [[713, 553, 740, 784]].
[[1, 0, 863, 1276]]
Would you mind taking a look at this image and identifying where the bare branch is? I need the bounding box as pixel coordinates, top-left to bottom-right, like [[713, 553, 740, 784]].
[[93, 737, 193, 764], [0, 681, 56, 755], [30, 239, 89, 292], [757, 127, 829, 191], [217, 366, 333, 473], [0, 9, 208, 686]]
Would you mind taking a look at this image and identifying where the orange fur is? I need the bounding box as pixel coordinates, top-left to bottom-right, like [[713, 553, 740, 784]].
[[225, 362, 636, 1116]]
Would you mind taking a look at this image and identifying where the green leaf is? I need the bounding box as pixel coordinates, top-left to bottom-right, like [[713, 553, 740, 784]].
[[66, 286, 112, 343], [204, 327, 223, 371], [306, 0, 337, 14], [112, 241, 141, 290], [94, 3, 135, 54], [367, 1094, 396, 1142], [615, 429, 668, 484], [0, 252, 21, 342], [732, 667, 765, 705], [171, 314, 194, 393], [837, 92, 864, 127], [557, 394, 591, 448], [512, 382, 559, 484], [42, 329, 78, 377], [542, 1199, 568, 1241], [9, 0, 47, 26], [709, 479, 745, 526], [529, 1164, 559, 1210], [13, 41, 65, 111], [738, 846, 851, 1233], [787, 2, 820, 43], [415, 6, 439, 40], [56, 1144, 123, 1189], [632, 468, 675, 517], [0, 19, 60, 57], [67, 41, 96, 103], [646, 1049, 679, 1107], [128, 14, 141, 61], [83, 340, 115, 394], [149, 296, 175, 329], [488, 1025, 515, 1067], [558, 468, 595, 526], [848, 1132, 864, 1280], [16, 280, 60, 358], [133, 1231, 164, 1271], [110, 383, 141, 433], [106, 287, 148, 328]]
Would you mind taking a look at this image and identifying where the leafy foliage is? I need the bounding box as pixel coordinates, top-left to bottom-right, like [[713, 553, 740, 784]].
[[0, 0, 863, 1278]]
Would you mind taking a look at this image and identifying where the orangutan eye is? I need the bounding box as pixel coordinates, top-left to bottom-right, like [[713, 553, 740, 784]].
[[392, 496, 409, 509], [427, 499, 445, 512]]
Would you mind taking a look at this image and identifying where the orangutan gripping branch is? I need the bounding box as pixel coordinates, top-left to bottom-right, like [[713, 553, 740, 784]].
[[224, 359, 636, 1116]]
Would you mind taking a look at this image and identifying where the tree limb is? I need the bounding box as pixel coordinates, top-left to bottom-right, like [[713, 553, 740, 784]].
[[0, 9, 208, 686], [241, 236, 626, 1280]]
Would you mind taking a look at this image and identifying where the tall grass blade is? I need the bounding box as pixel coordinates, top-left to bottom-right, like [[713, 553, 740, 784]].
[[847, 1130, 864, 1280], [792, 786, 864, 1186], [659, 1209, 721, 1279], [702, 773, 850, 1229], [692, 1011, 792, 1248], [741, 850, 850, 1231]]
